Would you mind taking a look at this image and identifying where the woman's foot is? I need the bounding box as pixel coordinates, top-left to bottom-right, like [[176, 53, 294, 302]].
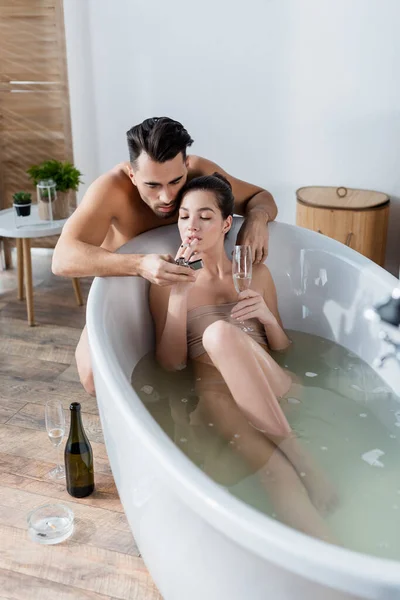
[[298, 462, 339, 516], [277, 436, 339, 516], [258, 452, 338, 544]]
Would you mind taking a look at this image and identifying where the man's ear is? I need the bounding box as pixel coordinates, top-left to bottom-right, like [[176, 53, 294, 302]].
[[128, 165, 137, 186]]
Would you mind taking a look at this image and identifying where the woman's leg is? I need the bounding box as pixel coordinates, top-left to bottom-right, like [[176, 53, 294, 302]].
[[192, 385, 335, 543], [75, 326, 96, 396], [202, 320, 292, 436], [258, 449, 335, 543], [201, 320, 338, 514]]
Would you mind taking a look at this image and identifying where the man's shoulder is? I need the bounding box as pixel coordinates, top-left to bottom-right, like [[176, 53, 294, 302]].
[[187, 155, 218, 177], [187, 154, 203, 169], [92, 163, 130, 190], [86, 163, 135, 203]]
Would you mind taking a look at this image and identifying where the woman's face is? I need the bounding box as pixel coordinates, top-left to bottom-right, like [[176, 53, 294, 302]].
[[178, 190, 231, 255]]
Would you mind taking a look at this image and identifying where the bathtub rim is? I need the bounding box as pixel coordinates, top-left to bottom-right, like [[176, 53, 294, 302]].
[[87, 221, 400, 597]]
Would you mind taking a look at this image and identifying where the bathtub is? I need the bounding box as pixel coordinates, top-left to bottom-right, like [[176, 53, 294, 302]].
[[87, 217, 400, 600]]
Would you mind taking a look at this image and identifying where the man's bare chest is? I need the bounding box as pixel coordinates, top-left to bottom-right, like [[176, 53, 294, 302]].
[[102, 204, 177, 252]]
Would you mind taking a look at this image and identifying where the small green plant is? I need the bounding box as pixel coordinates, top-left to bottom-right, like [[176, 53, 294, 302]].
[[27, 160, 83, 193], [12, 191, 32, 205]]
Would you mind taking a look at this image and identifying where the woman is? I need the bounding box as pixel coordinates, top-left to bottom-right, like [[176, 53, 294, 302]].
[[149, 173, 337, 541]]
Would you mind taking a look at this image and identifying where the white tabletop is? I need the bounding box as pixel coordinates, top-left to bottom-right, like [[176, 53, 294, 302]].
[[0, 205, 68, 238]]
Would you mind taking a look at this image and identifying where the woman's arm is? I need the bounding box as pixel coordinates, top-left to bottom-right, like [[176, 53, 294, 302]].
[[149, 238, 200, 370], [149, 283, 190, 371], [260, 266, 292, 351]]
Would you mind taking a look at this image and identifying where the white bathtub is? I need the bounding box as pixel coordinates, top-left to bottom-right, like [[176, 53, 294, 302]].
[[87, 217, 400, 600]]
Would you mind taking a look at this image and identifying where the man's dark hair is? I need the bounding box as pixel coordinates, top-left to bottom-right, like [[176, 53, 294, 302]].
[[179, 172, 234, 220], [127, 117, 194, 167]]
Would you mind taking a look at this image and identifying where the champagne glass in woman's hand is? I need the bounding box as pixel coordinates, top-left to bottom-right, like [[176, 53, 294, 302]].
[[232, 245, 253, 332], [45, 400, 66, 479]]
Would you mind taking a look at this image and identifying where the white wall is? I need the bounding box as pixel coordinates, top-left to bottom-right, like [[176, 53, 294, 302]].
[[64, 0, 400, 275], [63, 0, 99, 199]]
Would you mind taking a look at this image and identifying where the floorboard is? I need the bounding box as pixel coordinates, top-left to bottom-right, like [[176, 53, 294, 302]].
[[0, 250, 161, 598]]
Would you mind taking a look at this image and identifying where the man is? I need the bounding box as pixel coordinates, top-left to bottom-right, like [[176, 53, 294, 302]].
[[53, 117, 278, 395]]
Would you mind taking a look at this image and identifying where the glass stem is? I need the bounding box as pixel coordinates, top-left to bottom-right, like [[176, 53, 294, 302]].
[[57, 444, 61, 471]]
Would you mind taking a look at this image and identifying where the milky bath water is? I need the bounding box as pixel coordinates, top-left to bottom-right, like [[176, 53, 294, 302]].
[[132, 330, 400, 560]]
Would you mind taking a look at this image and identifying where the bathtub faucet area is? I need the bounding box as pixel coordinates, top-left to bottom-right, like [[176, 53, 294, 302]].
[[365, 287, 400, 368]]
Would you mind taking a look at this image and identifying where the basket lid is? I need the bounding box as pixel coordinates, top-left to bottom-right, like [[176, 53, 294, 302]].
[[296, 186, 389, 210]]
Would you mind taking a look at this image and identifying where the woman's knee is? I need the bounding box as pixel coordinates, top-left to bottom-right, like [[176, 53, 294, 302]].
[[202, 319, 237, 353], [81, 369, 96, 396], [75, 341, 96, 396], [75, 356, 96, 396]]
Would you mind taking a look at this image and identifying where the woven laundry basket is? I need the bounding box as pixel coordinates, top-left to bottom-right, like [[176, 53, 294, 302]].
[[296, 186, 390, 266]]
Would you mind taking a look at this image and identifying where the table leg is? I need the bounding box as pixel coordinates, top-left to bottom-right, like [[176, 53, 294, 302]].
[[22, 238, 35, 326], [72, 278, 84, 306], [4, 239, 12, 269], [16, 238, 24, 300], [1, 238, 12, 270]]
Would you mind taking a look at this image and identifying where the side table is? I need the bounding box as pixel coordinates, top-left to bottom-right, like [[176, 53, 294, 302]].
[[0, 205, 83, 326]]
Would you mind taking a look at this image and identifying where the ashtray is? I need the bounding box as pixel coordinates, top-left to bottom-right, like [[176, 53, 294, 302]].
[[27, 503, 74, 544]]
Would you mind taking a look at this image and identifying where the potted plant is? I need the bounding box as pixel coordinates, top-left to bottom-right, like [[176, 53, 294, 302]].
[[27, 160, 83, 220], [12, 191, 32, 217]]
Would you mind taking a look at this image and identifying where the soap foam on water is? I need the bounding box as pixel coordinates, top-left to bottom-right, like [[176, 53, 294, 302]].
[[361, 449, 385, 468], [287, 397, 301, 404]]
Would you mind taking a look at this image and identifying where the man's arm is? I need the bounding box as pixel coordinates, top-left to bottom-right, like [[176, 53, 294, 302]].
[[52, 173, 196, 285], [189, 156, 278, 263], [189, 156, 277, 221], [52, 173, 140, 278]]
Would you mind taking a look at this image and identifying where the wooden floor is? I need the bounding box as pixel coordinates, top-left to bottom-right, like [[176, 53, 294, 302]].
[[0, 250, 162, 599]]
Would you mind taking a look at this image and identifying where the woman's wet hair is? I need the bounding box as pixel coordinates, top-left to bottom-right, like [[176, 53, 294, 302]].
[[179, 172, 234, 219]]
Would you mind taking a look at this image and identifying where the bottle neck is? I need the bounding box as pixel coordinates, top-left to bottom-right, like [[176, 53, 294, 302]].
[[69, 408, 86, 443]]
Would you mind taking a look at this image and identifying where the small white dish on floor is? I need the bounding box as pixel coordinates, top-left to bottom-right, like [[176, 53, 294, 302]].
[[27, 503, 74, 544]]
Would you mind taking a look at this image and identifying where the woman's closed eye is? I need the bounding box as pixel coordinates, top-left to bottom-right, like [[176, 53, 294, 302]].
[[179, 216, 211, 221]]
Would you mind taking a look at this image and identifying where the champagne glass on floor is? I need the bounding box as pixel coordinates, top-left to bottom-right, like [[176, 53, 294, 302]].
[[232, 245, 253, 332], [45, 399, 66, 479]]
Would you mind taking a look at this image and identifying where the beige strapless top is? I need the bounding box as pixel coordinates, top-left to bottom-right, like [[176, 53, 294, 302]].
[[187, 302, 268, 359]]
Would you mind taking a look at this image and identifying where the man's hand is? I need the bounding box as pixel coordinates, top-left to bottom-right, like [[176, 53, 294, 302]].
[[138, 254, 196, 286], [236, 214, 269, 264]]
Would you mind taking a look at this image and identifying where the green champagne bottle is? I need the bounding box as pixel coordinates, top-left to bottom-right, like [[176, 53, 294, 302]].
[[65, 402, 95, 498]]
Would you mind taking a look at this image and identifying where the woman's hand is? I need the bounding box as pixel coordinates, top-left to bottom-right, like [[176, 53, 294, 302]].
[[174, 237, 199, 265], [230, 289, 277, 325], [172, 238, 199, 294]]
